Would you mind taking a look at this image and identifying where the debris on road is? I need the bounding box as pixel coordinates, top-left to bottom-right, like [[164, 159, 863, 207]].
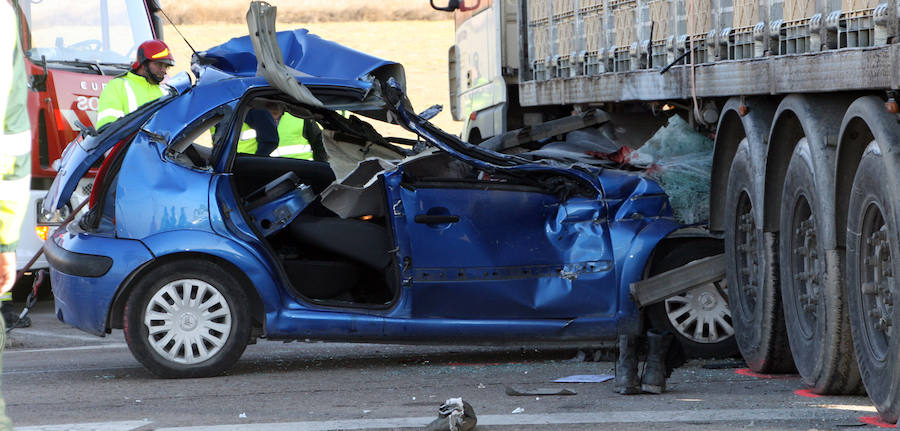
[[424, 398, 477, 431], [511, 407, 525, 414], [505, 386, 576, 396], [554, 374, 615, 383]]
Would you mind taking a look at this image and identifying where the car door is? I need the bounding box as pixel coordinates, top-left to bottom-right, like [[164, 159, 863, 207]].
[[386, 172, 618, 320]]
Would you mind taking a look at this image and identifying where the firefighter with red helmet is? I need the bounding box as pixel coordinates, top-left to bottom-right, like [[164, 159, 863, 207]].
[[95, 40, 175, 129]]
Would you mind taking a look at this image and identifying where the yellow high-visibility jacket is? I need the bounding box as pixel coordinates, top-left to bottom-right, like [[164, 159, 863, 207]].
[[95, 72, 166, 128], [0, 3, 31, 254]]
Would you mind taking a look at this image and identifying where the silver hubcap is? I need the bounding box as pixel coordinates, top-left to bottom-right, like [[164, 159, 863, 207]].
[[664, 281, 735, 344], [144, 279, 232, 365]]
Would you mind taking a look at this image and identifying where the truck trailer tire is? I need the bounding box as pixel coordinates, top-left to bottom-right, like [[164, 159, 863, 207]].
[[724, 142, 795, 373], [846, 143, 900, 423], [780, 139, 862, 394]]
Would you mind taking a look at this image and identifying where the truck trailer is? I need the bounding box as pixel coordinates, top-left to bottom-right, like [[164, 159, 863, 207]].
[[434, 0, 900, 423]]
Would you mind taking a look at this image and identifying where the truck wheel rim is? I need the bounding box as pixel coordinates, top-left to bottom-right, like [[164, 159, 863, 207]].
[[664, 281, 734, 343], [144, 279, 233, 365], [735, 191, 760, 316], [860, 203, 894, 363], [789, 195, 820, 338]]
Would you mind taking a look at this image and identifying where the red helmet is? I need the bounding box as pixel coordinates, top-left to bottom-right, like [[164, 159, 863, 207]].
[[132, 40, 175, 70]]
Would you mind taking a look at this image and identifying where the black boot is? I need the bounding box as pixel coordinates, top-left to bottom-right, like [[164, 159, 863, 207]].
[[615, 334, 640, 394], [641, 330, 673, 394], [2, 302, 30, 329]]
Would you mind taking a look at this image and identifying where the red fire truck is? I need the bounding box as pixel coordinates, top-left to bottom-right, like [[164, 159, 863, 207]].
[[12, 0, 163, 281]]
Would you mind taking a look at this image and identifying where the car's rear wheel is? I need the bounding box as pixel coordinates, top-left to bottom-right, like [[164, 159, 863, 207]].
[[847, 143, 900, 423], [124, 260, 250, 378], [647, 241, 739, 358]]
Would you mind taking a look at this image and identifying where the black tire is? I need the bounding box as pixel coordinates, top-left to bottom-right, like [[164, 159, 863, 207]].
[[779, 141, 862, 394], [647, 240, 739, 358], [124, 260, 251, 378], [846, 143, 900, 423], [723, 142, 795, 373]]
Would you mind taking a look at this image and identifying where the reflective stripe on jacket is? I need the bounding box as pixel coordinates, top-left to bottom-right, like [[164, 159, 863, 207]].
[[236, 124, 258, 154], [95, 72, 166, 128], [270, 113, 313, 160]]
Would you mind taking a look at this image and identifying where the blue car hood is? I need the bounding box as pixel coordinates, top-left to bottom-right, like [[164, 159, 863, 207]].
[[197, 29, 405, 91]]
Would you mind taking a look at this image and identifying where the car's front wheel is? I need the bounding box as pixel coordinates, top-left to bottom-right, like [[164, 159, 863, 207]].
[[647, 240, 739, 358], [123, 260, 250, 378]]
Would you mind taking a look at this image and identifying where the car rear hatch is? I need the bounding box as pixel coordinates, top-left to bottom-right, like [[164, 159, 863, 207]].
[[41, 97, 172, 214]]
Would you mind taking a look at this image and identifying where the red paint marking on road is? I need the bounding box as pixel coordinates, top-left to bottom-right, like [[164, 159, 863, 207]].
[[859, 416, 898, 428], [734, 368, 798, 379], [793, 389, 822, 398]]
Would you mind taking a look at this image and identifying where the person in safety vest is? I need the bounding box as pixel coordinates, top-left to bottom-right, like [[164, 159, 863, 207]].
[[1, 0, 32, 340], [233, 108, 280, 156], [261, 104, 326, 161], [0, 2, 30, 427], [95, 40, 174, 129]]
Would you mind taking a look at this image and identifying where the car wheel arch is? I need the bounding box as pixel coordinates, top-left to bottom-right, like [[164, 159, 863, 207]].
[[107, 252, 265, 333], [642, 236, 738, 357], [618, 218, 682, 332]]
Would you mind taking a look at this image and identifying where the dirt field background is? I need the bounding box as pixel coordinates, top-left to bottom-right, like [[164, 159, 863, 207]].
[[159, 0, 447, 23], [159, 1, 460, 137]]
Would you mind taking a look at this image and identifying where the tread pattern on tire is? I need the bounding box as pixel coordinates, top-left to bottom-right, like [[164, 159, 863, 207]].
[[846, 144, 900, 423], [779, 141, 862, 394], [724, 143, 795, 373]]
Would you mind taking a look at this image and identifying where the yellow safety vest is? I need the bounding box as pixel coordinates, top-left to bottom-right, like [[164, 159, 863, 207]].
[[270, 113, 313, 160], [96, 72, 166, 128]]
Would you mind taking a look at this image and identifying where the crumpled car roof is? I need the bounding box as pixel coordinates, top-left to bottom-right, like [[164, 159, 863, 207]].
[[197, 28, 403, 84]]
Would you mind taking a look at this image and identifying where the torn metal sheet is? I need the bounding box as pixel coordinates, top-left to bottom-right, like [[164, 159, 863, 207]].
[[319, 157, 396, 218], [321, 130, 404, 180]]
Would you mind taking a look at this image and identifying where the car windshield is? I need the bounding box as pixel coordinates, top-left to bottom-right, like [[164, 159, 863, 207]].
[[17, 0, 154, 66]]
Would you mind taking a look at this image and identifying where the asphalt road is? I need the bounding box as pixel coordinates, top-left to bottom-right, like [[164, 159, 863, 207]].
[[0, 301, 886, 430]]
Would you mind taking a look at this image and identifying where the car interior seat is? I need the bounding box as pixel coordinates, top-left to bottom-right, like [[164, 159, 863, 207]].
[[284, 215, 393, 299]]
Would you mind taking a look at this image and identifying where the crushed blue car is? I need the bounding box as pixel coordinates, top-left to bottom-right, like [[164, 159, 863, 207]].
[[42, 7, 697, 378]]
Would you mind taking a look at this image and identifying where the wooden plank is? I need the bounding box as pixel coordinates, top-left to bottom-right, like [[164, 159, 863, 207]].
[[629, 254, 726, 308]]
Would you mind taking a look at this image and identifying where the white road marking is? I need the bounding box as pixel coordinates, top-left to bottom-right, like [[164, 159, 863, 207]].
[[3, 365, 139, 376], [5, 343, 127, 355], [9, 329, 111, 343], [16, 420, 152, 431], [146, 407, 870, 431]]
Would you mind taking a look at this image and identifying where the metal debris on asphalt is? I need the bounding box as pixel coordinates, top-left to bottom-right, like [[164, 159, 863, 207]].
[[505, 386, 577, 396], [424, 397, 477, 431]]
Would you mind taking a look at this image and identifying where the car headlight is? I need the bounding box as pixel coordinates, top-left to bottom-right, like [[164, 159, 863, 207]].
[[36, 198, 70, 225]]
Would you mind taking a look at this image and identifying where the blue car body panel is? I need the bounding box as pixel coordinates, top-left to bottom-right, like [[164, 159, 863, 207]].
[[49, 225, 155, 336], [114, 135, 214, 239], [44, 27, 685, 344], [385, 172, 617, 320], [200, 29, 403, 85]]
